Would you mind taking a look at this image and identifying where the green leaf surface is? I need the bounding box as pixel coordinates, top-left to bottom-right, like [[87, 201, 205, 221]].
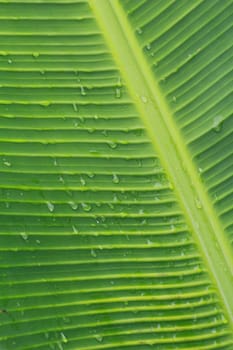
[[0, 0, 232, 349]]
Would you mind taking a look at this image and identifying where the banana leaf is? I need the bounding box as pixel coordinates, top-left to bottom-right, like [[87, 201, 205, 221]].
[[0, 0, 232, 349]]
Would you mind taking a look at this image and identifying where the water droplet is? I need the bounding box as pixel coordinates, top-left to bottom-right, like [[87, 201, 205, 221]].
[[108, 141, 117, 149], [147, 239, 153, 246], [91, 249, 97, 258], [72, 103, 78, 112], [20, 232, 28, 241], [94, 114, 99, 120], [68, 201, 78, 210], [115, 88, 121, 98], [94, 334, 103, 342], [101, 130, 108, 137], [81, 203, 91, 212], [212, 115, 223, 132], [80, 86, 86, 96], [32, 52, 39, 58], [8, 59, 12, 64], [194, 197, 202, 209], [46, 201, 54, 212], [36, 239, 41, 244], [80, 176, 86, 186], [172, 96, 177, 102], [53, 157, 58, 166], [141, 95, 148, 103], [61, 332, 68, 343], [44, 332, 49, 339], [112, 174, 119, 184], [72, 225, 78, 234], [198, 167, 203, 174], [59, 176, 65, 184], [87, 172, 95, 178], [3, 161, 11, 167], [146, 44, 151, 50], [40, 101, 50, 107], [136, 27, 142, 35], [57, 343, 63, 350]]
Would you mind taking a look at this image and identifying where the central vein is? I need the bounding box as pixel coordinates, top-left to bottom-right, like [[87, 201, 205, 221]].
[[89, 0, 233, 326]]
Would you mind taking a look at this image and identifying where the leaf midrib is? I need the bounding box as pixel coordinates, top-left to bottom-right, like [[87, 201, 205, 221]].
[[89, 0, 233, 327]]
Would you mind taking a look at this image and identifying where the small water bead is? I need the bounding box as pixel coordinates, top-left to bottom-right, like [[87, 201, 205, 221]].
[[44, 332, 49, 340], [80, 176, 86, 186], [72, 225, 78, 234], [59, 175, 65, 184], [212, 115, 223, 132], [112, 174, 120, 184], [62, 316, 71, 324], [20, 232, 28, 241], [198, 167, 203, 174], [94, 334, 103, 342], [46, 201, 54, 212], [68, 201, 78, 210], [8, 59, 12, 64], [81, 202, 91, 212], [53, 157, 58, 166], [60, 332, 68, 343], [80, 86, 86, 96], [115, 88, 121, 98], [108, 141, 117, 149], [146, 43, 151, 50], [57, 343, 64, 350], [101, 130, 108, 137], [172, 96, 177, 103], [91, 249, 97, 258], [3, 161, 11, 167], [136, 27, 143, 35], [36, 239, 41, 244], [194, 197, 202, 209], [72, 103, 78, 112], [141, 95, 148, 103], [87, 172, 95, 178], [32, 52, 39, 58], [40, 101, 50, 107]]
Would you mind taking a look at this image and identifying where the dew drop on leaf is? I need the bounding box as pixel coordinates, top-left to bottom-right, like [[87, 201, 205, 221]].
[[72, 103, 78, 112], [108, 141, 117, 149], [115, 87, 121, 98], [194, 197, 202, 209], [80, 86, 86, 96], [3, 161, 11, 167], [60, 332, 68, 343], [81, 202, 91, 212], [91, 249, 97, 258], [68, 201, 78, 210], [80, 176, 86, 186], [20, 232, 28, 241], [136, 27, 142, 35], [94, 334, 103, 342], [212, 115, 223, 132], [72, 225, 78, 234], [46, 201, 54, 212], [141, 95, 148, 103], [112, 174, 120, 184]]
